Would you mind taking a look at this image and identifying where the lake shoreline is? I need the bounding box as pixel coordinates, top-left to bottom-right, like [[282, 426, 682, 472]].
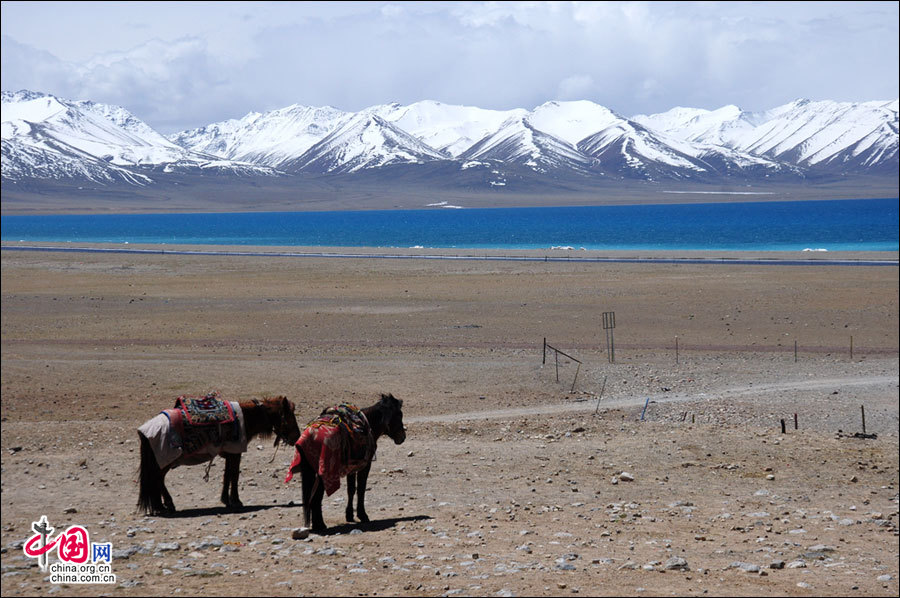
[[2, 241, 898, 264]]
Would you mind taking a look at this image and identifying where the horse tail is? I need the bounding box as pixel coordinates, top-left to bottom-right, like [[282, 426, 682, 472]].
[[137, 431, 160, 514]]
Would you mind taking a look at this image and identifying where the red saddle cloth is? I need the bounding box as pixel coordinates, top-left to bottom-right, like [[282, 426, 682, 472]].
[[285, 404, 375, 495]]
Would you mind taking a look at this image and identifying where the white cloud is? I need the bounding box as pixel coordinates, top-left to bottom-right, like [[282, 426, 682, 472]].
[[2, 1, 897, 133], [557, 74, 596, 101]]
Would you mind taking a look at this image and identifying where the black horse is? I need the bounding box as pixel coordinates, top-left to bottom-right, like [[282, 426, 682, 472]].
[[138, 396, 301, 515], [291, 393, 406, 533]]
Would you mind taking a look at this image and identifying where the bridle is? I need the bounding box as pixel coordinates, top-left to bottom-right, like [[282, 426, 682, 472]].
[[252, 398, 298, 462]]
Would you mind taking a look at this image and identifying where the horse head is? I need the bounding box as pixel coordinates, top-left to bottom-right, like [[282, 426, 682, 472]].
[[262, 396, 301, 447], [380, 393, 406, 445]]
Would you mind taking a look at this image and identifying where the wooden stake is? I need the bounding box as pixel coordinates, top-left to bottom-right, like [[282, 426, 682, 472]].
[[794, 413, 798, 430], [570, 362, 581, 392], [781, 419, 786, 434], [592, 376, 607, 416], [861, 404, 866, 435]]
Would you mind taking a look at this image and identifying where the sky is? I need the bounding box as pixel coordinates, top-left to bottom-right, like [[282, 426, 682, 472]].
[[2, 1, 898, 134]]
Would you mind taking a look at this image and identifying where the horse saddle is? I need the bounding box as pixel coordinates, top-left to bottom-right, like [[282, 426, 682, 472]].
[[175, 391, 235, 426], [285, 403, 376, 494], [317, 404, 374, 465]]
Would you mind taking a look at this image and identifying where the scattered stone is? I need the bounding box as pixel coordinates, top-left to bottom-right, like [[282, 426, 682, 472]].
[[769, 560, 785, 570], [118, 580, 142, 588], [619, 472, 635, 482], [112, 546, 139, 560], [292, 528, 310, 540], [730, 562, 760, 573], [664, 557, 689, 571], [877, 574, 892, 582]]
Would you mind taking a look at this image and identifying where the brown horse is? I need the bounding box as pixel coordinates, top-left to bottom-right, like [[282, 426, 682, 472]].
[[290, 393, 406, 533], [137, 396, 301, 515]]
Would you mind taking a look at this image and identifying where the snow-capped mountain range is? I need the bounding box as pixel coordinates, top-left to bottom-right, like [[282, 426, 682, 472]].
[[1, 90, 277, 185], [2, 90, 897, 190]]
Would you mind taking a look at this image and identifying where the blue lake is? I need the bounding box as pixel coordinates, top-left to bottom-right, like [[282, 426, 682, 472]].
[[1, 198, 898, 251]]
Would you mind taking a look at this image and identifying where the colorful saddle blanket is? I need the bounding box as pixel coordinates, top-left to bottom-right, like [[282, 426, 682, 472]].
[[138, 393, 247, 469], [176, 392, 235, 426], [285, 403, 376, 496]]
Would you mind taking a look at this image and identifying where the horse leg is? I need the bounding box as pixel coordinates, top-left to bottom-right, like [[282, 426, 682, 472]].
[[309, 475, 327, 532], [355, 463, 372, 523], [345, 472, 357, 522], [299, 456, 316, 530], [222, 454, 243, 510], [160, 467, 176, 514]]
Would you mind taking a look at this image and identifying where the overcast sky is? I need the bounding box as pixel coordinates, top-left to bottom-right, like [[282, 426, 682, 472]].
[[2, 1, 898, 134]]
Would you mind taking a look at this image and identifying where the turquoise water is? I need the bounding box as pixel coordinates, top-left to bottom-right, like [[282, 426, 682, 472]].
[[1, 198, 897, 251]]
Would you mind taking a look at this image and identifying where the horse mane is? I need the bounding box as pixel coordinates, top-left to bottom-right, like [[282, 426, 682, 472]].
[[359, 393, 402, 433], [379, 393, 402, 409], [241, 396, 288, 441]]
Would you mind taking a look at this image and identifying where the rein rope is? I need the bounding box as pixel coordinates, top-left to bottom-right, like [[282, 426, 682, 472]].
[[253, 398, 286, 464]]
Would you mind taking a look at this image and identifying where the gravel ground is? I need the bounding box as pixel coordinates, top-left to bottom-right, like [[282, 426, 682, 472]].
[[2, 247, 897, 597]]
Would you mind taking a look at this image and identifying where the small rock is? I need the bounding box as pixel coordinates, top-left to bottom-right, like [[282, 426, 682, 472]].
[[769, 560, 785, 570], [112, 546, 139, 560], [292, 528, 310, 540], [730, 562, 760, 573], [619, 472, 635, 482], [664, 557, 689, 571], [877, 574, 892, 582]]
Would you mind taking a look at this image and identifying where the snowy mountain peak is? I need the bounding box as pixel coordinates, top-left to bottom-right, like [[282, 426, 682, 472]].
[[2, 90, 278, 184], [168, 103, 348, 167], [4, 90, 897, 189], [459, 114, 591, 174], [283, 111, 449, 174], [526, 100, 621, 146]]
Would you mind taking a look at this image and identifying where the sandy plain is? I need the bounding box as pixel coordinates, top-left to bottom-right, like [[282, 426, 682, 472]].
[[1, 244, 898, 597]]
